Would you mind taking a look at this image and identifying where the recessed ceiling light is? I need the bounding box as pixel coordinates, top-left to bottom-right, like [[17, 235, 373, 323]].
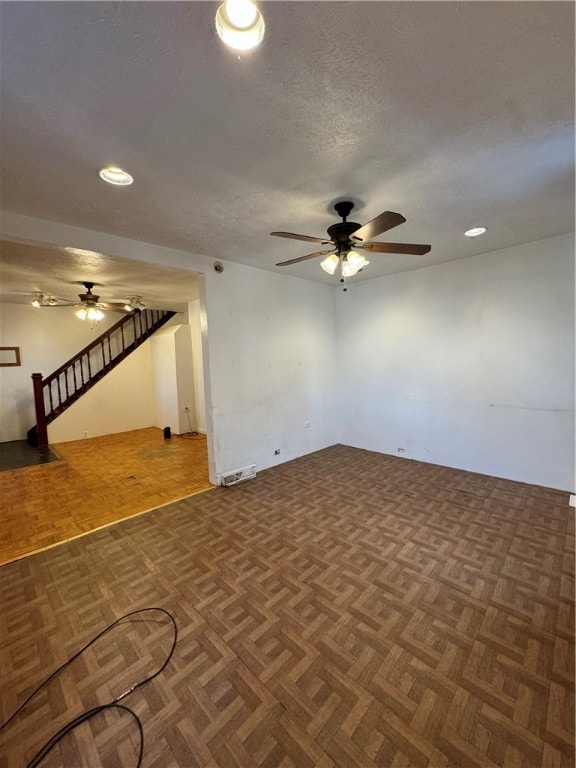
[[464, 227, 487, 238], [99, 166, 134, 186], [215, 0, 265, 51]]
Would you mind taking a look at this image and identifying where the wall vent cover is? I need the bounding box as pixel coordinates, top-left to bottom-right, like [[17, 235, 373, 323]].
[[220, 464, 256, 486]]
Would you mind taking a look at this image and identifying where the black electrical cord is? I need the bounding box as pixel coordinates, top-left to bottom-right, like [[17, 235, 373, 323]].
[[27, 704, 144, 768], [0, 607, 177, 768]]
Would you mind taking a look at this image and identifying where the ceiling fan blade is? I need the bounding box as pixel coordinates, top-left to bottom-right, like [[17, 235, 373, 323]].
[[276, 250, 335, 266], [102, 303, 133, 314], [351, 211, 406, 242], [271, 231, 331, 245], [360, 242, 431, 255]]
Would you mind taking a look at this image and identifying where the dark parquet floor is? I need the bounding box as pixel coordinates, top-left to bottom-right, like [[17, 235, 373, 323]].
[[0, 445, 574, 767]]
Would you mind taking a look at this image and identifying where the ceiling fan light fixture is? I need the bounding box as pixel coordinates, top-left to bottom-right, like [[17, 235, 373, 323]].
[[215, 0, 265, 51], [341, 262, 358, 278], [99, 166, 134, 186], [272, 201, 429, 276], [76, 306, 104, 321], [88, 307, 105, 321], [464, 227, 486, 238], [341, 250, 369, 277], [320, 253, 339, 275]]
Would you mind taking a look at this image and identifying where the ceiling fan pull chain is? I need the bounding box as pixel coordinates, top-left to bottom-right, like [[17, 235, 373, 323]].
[[340, 259, 348, 292]]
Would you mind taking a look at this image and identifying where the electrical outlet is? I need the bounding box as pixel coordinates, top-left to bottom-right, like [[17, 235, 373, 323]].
[[274, 449, 281, 455], [83, 431, 88, 438]]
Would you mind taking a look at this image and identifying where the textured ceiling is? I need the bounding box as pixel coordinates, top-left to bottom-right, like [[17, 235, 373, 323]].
[[0, 239, 199, 312], [0, 1, 574, 298]]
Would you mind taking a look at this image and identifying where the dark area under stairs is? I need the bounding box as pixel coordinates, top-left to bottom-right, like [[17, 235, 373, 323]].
[[0, 440, 59, 472]]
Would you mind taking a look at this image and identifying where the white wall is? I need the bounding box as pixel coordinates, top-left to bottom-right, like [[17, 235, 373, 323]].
[[48, 342, 156, 442], [0, 302, 118, 441], [188, 298, 206, 432], [150, 324, 196, 435], [174, 325, 196, 433], [150, 326, 179, 436], [336, 234, 575, 491], [202, 261, 339, 481]]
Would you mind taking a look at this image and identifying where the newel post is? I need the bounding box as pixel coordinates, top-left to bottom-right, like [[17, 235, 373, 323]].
[[32, 373, 48, 449]]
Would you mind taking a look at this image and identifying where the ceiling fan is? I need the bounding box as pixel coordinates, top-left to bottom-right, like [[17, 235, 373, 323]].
[[271, 201, 431, 281], [32, 282, 144, 318]]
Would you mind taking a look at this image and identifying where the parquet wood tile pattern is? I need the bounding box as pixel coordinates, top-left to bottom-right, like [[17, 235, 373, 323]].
[[0, 428, 211, 565], [0, 445, 573, 767]]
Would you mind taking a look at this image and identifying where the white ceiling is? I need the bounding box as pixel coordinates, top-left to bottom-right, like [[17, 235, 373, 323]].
[[0, 1, 574, 302], [0, 239, 198, 312]]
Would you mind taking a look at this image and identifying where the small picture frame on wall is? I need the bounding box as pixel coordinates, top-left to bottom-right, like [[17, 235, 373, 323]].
[[0, 347, 21, 367]]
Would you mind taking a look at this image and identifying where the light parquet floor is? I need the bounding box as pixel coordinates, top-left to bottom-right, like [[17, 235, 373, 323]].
[[0, 427, 211, 565], [0, 445, 574, 767]]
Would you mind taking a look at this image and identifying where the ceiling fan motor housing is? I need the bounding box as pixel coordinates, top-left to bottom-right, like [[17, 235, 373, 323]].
[[327, 221, 362, 252], [79, 282, 100, 304], [328, 201, 362, 253], [79, 291, 100, 304]]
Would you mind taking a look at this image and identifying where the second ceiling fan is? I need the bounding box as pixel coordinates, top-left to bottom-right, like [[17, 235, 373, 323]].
[[33, 282, 145, 319], [271, 201, 431, 279]]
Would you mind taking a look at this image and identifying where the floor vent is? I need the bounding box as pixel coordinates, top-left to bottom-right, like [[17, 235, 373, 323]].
[[220, 464, 256, 486]]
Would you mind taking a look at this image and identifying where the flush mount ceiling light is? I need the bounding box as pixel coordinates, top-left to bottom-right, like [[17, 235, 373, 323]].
[[98, 166, 134, 186], [464, 227, 487, 238], [215, 0, 265, 51]]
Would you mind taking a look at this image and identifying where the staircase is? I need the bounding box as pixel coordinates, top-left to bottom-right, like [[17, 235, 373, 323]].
[[28, 309, 176, 448]]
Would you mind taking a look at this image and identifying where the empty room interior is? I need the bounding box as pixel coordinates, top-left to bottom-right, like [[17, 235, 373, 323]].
[[0, 2, 574, 767]]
